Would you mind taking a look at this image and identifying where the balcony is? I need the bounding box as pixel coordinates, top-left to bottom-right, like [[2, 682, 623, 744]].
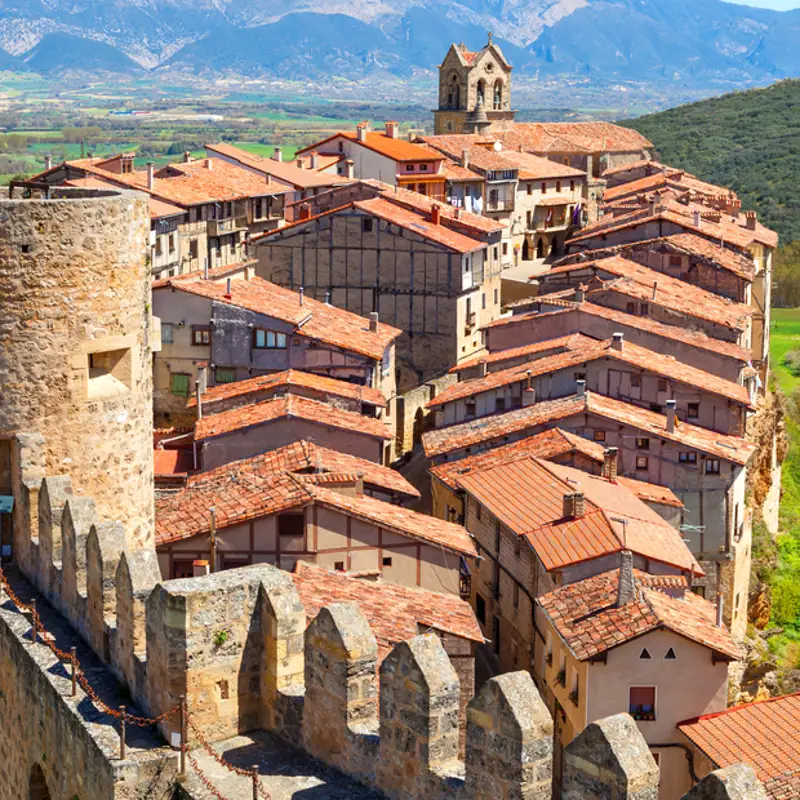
[[208, 215, 248, 238], [556, 667, 566, 687], [486, 200, 514, 213], [464, 311, 477, 332]]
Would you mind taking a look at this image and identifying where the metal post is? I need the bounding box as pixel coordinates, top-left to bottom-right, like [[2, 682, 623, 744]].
[[119, 706, 126, 760], [252, 765, 259, 800], [179, 694, 187, 778], [29, 599, 36, 644], [70, 647, 77, 697]]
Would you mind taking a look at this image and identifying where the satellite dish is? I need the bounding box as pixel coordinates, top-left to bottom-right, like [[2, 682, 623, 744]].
[[493, 140, 502, 152]]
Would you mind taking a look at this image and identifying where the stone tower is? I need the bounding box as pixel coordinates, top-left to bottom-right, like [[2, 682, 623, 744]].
[[0, 185, 155, 551], [433, 34, 516, 135]]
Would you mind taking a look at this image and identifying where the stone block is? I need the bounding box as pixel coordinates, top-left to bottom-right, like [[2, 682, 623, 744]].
[[59, 495, 96, 627], [681, 765, 768, 800], [37, 475, 73, 600], [86, 521, 125, 660]]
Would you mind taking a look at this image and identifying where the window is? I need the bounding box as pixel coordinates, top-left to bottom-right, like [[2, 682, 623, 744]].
[[169, 233, 176, 252], [527, 183, 532, 196], [631, 374, 641, 388], [253, 329, 287, 349], [189, 238, 199, 259], [570, 180, 575, 192], [161, 323, 174, 344], [636, 437, 650, 450], [636, 455, 649, 471], [172, 560, 194, 579], [556, 181, 561, 192], [407, 164, 415, 172], [593, 430, 606, 442], [679, 451, 698, 464], [362, 218, 373, 233], [541, 182, 546, 194], [626, 301, 636, 314], [693, 585, 706, 598], [629, 687, 656, 720], [640, 303, 649, 316], [502, 243, 508, 256], [215, 368, 235, 384], [338, 141, 344, 153], [657, 378, 667, 392], [482, 293, 486, 310], [278, 512, 305, 551], [87, 348, 132, 400], [664, 647, 677, 660], [466, 398, 476, 417], [493, 246, 499, 261], [476, 594, 486, 624], [155, 237, 162, 256], [334, 561, 345, 571], [526, 210, 533, 228], [669, 255, 682, 268], [494, 288, 499, 304], [476, 503, 482, 521], [705, 459, 721, 475], [495, 396, 506, 413], [191, 326, 211, 346], [688, 402, 699, 418], [513, 583, 520, 609], [494, 520, 501, 554], [170, 373, 191, 396], [419, 164, 428, 172], [639, 648, 652, 660], [382, 556, 393, 567]]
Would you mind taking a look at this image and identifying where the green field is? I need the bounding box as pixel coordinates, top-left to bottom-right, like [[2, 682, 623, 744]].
[[771, 309, 800, 394]]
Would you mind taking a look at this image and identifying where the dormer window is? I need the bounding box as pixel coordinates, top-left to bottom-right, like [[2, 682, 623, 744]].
[[639, 648, 652, 660], [664, 647, 677, 660], [419, 164, 428, 172], [407, 164, 415, 172]]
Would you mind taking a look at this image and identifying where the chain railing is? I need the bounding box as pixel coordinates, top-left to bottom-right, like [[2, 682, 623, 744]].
[[0, 567, 270, 800]]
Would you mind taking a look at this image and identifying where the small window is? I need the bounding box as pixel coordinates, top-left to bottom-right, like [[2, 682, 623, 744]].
[[679, 451, 697, 464], [189, 238, 199, 258], [170, 373, 191, 396], [191, 326, 211, 346], [476, 594, 486, 624], [87, 348, 132, 400], [466, 399, 476, 417], [362, 218, 374, 233], [541, 182, 546, 194], [640, 303, 649, 316], [334, 561, 345, 571], [338, 141, 344, 153], [639, 648, 652, 660], [482, 293, 486, 310], [629, 686, 656, 720], [382, 556, 393, 567], [493, 246, 499, 261], [705, 459, 721, 475], [669, 255, 682, 268], [476, 503, 482, 521], [593, 430, 606, 442], [254, 329, 287, 349], [657, 378, 667, 392], [502, 243, 508, 256], [419, 164, 428, 172], [664, 647, 677, 660], [215, 368, 236, 384], [494, 288, 499, 304], [161, 323, 174, 344], [636, 455, 649, 471], [527, 183, 532, 196], [688, 402, 699, 418], [570, 180, 575, 192], [278, 512, 305, 551], [626, 301, 636, 314], [556, 180, 561, 192], [631, 374, 641, 389], [693, 585, 706, 598], [407, 164, 415, 172], [169, 233, 176, 252], [495, 396, 506, 413], [636, 437, 650, 450], [155, 237, 163, 256]]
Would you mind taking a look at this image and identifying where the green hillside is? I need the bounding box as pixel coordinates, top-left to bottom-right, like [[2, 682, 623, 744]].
[[623, 79, 800, 245]]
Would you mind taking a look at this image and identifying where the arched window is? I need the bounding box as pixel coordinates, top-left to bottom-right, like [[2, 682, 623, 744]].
[[493, 80, 503, 110], [447, 74, 460, 109], [29, 764, 52, 800], [476, 80, 486, 106], [536, 238, 544, 259]]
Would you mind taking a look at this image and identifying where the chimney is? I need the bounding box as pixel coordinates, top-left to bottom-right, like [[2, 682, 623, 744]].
[[195, 380, 203, 419], [461, 148, 470, 170], [385, 121, 399, 139], [652, 280, 658, 300], [666, 399, 677, 433], [603, 447, 618, 482], [224, 278, 232, 299], [523, 386, 536, 407], [345, 159, 355, 180], [192, 560, 210, 578], [692, 209, 701, 228], [745, 210, 757, 230], [648, 198, 656, 215], [611, 332, 624, 351], [454, 207, 462, 219], [616, 550, 635, 607], [355, 471, 364, 496], [562, 492, 586, 519], [369, 311, 379, 333], [431, 204, 441, 225], [296, 158, 304, 169], [183, 150, 192, 163], [357, 122, 369, 143], [574, 284, 585, 303], [146, 161, 154, 190], [324, 292, 331, 305], [716, 594, 724, 627], [265, 172, 272, 186], [272, 147, 283, 162], [479, 359, 488, 377], [44, 155, 52, 171], [576, 379, 586, 398], [205, 158, 213, 170], [299, 287, 304, 306], [298, 203, 311, 221]]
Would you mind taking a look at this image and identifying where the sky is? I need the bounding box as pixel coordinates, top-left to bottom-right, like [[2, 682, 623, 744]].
[[723, 0, 800, 8]]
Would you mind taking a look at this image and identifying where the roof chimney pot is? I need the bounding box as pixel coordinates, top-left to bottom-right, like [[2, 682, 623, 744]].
[[612, 332, 624, 351], [522, 387, 536, 407], [183, 150, 192, 163], [345, 159, 355, 180], [603, 447, 618, 482], [666, 399, 677, 433], [616, 550, 635, 607], [461, 148, 470, 170], [385, 121, 399, 139], [431, 203, 441, 226], [273, 147, 283, 163], [369, 311, 379, 333], [562, 492, 585, 520], [693, 209, 701, 228], [745, 210, 757, 230], [576, 379, 586, 398], [224, 277, 232, 299], [310, 150, 319, 170], [44, 155, 52, 171], [357, 122, 369, 143], [146, 161, 154, 191]]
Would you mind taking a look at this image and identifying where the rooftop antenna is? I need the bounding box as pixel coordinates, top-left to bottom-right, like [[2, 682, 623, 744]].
[[610, 515, 628, 549]]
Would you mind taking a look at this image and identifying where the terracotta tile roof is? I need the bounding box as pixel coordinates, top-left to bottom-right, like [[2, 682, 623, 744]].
[[488, 300, 751, 363], [153, 448, 193, 476], [544, 255, 754, 331], [601, 159, 666, 177], [451, 333, 591, 374], [205, 143, 350, 190], [678, 693, 800, 791], [306, 482, 476, 556], [430, 428, 606, 490], [458, 458, 698, 574], [501, 122, 653, 155], [187, 369, 386, 410], [294, 153, 344, 172], [537, 568, 741, 662], [764, 770, 800, 800], [299, 129, 442, 164], [194, 394, 392, 443], [150, 259, 255, 289], [154, 274, 400, 361], [602, 168, 733, 203], [422, 395, 585, 458], [614, 477, 682, 508], [292, 562, 482, 660], [432, 336, 750, 409]]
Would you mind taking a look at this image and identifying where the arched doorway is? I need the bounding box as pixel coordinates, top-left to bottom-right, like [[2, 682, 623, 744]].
[[413, 407, 425, 447], [536, 237, 545, 259], [29, 764, 52, 800], [522, 237, 530, 261]]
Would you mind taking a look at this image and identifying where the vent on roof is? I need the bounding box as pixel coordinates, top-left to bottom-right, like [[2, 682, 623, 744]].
[[664, 647, 677, 660], [639, 648, 652, 660]]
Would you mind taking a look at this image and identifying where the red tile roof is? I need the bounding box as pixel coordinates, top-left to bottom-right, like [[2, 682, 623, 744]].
[[194, 394, 392, 443], [602, 168, 734, 203], [153, 448, 193, 476], [431, 336, 750, 409], [504, 122, 653, 154], [450, 333, 591, 374], [601, 159, 666, 177], [488, 300, 751, 363], [457, 457, 699, 574], [538, 568, 741, 662], [187, 369, 386, 410], [679, 692, 800, 792], [543, 255, 754, 331], [205, 143, 351, 190], [154, 274, 400, 362], [292, 561, 482, 659], [300, 130, 443, 164]]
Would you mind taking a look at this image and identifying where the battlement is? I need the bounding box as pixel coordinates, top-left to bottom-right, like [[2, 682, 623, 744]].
[[0, 448, 770, 799]]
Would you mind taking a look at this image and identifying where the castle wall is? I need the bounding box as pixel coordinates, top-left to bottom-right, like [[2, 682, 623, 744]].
[[0, 187, 154, 551]]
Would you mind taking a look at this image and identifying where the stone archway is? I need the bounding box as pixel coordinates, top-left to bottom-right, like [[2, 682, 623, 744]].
[[413, 408, 425, 447], [29, 764, 52, 800]]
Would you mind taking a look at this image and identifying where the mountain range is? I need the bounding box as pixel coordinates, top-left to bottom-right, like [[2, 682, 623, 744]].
[[1, 0, 800, 89]]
